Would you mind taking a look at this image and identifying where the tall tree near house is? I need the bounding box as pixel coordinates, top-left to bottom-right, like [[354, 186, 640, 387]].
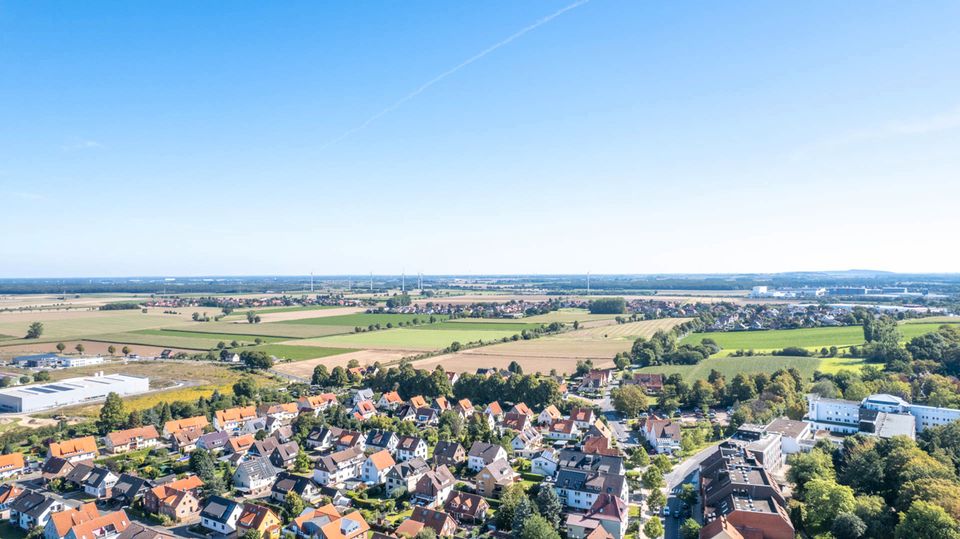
[[519, 514, 560, 539], [534, 485, 562, 528], [25, 322, 43, 339], [98, 392, 126, 434]]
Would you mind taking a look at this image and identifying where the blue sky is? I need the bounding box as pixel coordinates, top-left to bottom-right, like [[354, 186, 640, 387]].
[[2, 1, 959, 277]]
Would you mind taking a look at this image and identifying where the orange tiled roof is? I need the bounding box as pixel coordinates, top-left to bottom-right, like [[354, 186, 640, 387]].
[[49, 436, 97, 458], [107, 426, 160, 446], [367, 450, 396, 470], [0, 452, 24, 471], [69, 509, 131, 539], [49, 502, 99, 538], [215, 406, 257, 424], [163, 416, 209, 434], [409, 395, 428, 408]]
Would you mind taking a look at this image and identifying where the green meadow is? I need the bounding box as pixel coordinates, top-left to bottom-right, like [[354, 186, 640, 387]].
[[292, 327, 521, 351]]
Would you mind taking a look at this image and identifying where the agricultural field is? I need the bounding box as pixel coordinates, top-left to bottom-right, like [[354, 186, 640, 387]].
[[134, 329, 287, 344], [278, 313, 449, 327], [251, 306, 366, 323], [448, 308, 621, 325], [0, 310, 188, 345], [681, 321, 960, 356], [0, 340, 196, 360], [273, 350, 408, 379], [554, 318, 691, 340], [636, 355, 823, 381], [244, 344, 355, 361], [167, 321, 353, 338], [286, 327, 519, 352], [422, 321, 544, 332], [86, 332, 242, 351]]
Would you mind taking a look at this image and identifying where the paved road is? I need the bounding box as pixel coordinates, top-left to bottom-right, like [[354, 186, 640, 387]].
[[661, 444, 716, 539]]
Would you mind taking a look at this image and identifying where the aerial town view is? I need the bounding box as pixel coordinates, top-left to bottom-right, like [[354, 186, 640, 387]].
[[2, 2, 959, 539]]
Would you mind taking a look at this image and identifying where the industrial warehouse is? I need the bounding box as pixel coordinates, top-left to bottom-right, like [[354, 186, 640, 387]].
[[0, 372, 150, 413]]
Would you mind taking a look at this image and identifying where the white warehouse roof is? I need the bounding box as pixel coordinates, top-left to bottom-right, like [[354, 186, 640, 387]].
[[0, 372, 150, 413]]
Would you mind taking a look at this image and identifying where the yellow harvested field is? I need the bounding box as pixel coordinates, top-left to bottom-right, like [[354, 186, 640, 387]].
[[273, 350, 409, 379], [0, 310, 190, 344], [252, 307, 366, 323]]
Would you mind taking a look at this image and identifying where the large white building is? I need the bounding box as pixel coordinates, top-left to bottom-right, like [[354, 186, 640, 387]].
[[805, 393, 960, 439], [0, 372, 150, 413]]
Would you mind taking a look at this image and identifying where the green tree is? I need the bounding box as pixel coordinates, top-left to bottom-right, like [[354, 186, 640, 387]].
[[832, 512, 867, 539], [312, 364, 330, 386], [646, 488, 666, 512], [97, 392, 126, 434], [895, 500, 960, 539], [56, 342, 65, 353], [121, 346, 130, 356], [330, 366, 349, 387], [535, 484, 562, 528], [241, 530, 264, 539], [519, 514, 560, 539], [34, 370, 50, 382], [680, 519, 701, 539], [189, 448, 217, 482], [294, 451, 311, 473], [644, 516, 665, 538], [75, 343, 85, 355], [285, 491, 305, 520], [511, 495, 533, 536], [107, 345, 116, 356], [611, 385, 648, 417], [246, 310, 257, 324], [25, 322, 43, 339], [787, 447, 835, 496], [240, 350, 273, 370], [678, 483, 697, 506], [496, 484, 528, 530], [803, 478, 856, 532], [642, 466, 664, 490], [233, 376, 258, 399], [414, 530, 437, 539]]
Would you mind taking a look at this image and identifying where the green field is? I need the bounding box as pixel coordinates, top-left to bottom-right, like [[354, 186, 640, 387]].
[[290, 327, 521, 351], [424, 321, 544, 332], [636, 355, 823, 381], [87, 331, 244, 350], [455, 308, 620, 324], [173, 321, 353, 338], [247, 344, 356, 361], [682, 322, 960, 356], [135, 329, 287, 343], [278, 313, 449, 327], [0, 313, 183, 344]]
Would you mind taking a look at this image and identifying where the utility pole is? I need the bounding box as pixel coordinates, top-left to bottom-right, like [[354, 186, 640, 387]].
[[310, 272, 314, 293]]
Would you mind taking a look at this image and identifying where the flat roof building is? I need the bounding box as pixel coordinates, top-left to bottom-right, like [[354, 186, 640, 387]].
[[0, 372, 149, 413]]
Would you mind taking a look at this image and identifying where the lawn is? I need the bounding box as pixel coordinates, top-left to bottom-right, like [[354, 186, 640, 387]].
[[277, 313, 449, 327], [681, 322, 960, 356], [286, 327, 521, 351], [636, 355, 822, 381], [246, 344, 356, 361]]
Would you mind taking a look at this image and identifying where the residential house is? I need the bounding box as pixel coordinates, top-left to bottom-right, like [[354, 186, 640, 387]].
[[432, 397, 451, 413], [143, 476, 203, 522], [643, 417, 682, 454], [104, 426, 161, 454], [509, 402, 534, 417], [313, 446, 365, 487], [475, 459, 517, 499], [233, 456, 279, 495], [556, 450, 626, 476], [200, 496, 242, 536], [432, 441, 465, 468], [257, 402, 299, 423], [623, 373, 664, 394], [270, 441, 300, 470], [62, 510, 132, 539], [532, 447, 559, 477], [350, 388, 374, 406], [467, 441, 507, 473], [115, 522, 175, 539], [237, 503, 282, 539], [365, 430, 399, 454], [538, 405, 562, 426], [240, 417, 268, 436], [403, 507, 457, 537], [227, 434, 256, 455], [454, 399, 474, 418], [413, 465, 455, 508], [44, 502, 99, 539], [548, 419, 581, 441], [0, 452, 25, 480], [162, 416, 209, 438], [80, 466, 119, 499], [290, 506, 369, 539], [111, 474, 150, 506], [305, 426, 341, 451], [579, 369, 613, 392], [361, 450, 396, 485], [9, 490, 62, 531], [197, 431, 229, 453], [484, 402, 503, 420], [352, 399, 378, 421], [385, 457, 430, 494], [408, 395, 428, 409], [377, 391, 403, 410], [414, 407, 439, 426], [0, 484, 24, 520], [554, 469, 628, 510], [213, 406, 257, 432], [586, 420, 613, 441], [582, 435, 619, 457], [48, 436, 98, 463], [396, 436, 428, 462], [334, 430, 365, 452], [297, 393, 338, 416], [393, 404, 417, 423], [443, 491, 489, 524], [570, 408, 597, 430], [270, 472, 320, 504], [41, 457, 74, 484], [500, 412, 530, 432], [172, 428, 202, 454], [511, 428, 543, 457], [565, 494, 628, 539]]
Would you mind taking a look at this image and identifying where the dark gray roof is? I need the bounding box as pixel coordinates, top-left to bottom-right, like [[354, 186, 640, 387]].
[[10, 490, 58, 518], [272, 471, 316, 496], [113, 473, 149, 501], [200, 495, 239, 523], [556, 449, 625, 475], [237, 456, 279, 481], [555, 469, 625, 495]]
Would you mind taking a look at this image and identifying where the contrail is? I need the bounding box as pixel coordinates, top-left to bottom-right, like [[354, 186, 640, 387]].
[[321, 0, 591, 148]]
